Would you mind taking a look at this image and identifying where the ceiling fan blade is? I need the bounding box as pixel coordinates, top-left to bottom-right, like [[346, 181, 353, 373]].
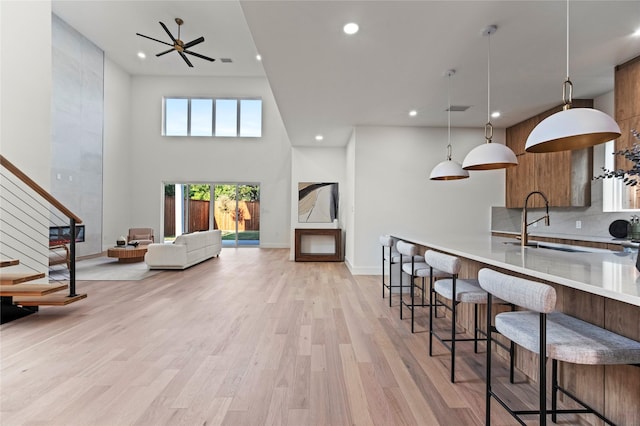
[[179, 51, 194, 67], [184, 50, 215, 62], [159, 21, 177, 43], [156, 48, 175, 57], [183, 36, 204, 50], [136, 33, 173, 47]]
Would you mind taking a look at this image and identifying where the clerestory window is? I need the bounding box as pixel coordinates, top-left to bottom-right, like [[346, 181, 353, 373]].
[[163, 97, 262, 138]]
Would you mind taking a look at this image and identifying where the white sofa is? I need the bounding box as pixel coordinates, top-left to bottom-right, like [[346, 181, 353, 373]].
[[145, 230, 221, 270]]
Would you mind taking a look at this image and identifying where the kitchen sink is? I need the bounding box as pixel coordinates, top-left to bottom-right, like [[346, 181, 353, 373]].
[[502, 241, 615, 253]]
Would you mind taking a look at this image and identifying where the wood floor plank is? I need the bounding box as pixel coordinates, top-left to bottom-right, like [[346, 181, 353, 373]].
[[1, 248, 579, 425]]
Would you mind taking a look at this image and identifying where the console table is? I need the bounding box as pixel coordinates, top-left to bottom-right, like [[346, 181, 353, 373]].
[[294, 228, 342, 262]]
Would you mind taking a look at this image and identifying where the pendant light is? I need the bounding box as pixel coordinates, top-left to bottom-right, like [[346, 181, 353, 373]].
[[525, 0, 620, 153], [430, 69, 469, 180], [462, 25, 518, 171]]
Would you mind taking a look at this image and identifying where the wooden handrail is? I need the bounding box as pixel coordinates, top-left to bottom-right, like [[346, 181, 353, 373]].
[[0, 155, 83, 224]]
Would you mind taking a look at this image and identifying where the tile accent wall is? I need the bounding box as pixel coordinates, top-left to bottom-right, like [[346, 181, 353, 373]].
[[51, 14, 104, 256]]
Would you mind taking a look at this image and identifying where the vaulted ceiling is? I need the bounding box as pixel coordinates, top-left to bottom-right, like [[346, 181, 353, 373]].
[[52, 0, 640, 147]]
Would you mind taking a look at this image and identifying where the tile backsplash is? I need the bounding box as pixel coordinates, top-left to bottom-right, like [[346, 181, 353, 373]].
[[492, 181, 635, 241]]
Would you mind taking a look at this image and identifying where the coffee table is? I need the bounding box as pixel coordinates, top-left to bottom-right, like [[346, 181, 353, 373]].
[[107, 246, 148, 263]]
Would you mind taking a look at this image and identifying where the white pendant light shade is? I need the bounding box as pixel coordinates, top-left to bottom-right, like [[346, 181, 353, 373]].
[[524, 0, 621, 154], [525, 107, 621, 153], [462, 25, 518, 171], [429, 69, 470, 181], [430, 159, 469, 180], [462, 142, 518, 171]]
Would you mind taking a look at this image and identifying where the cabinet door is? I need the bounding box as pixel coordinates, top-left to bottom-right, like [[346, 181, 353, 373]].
[[506, 153, 535, 208], [505, 100, 593, 208]]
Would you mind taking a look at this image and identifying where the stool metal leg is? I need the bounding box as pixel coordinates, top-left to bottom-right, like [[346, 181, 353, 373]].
[[451, 276, 457, 383], [382, 246, 386, 299], [552, 359, 558, 423], [474, 303, 479, 353], [410, 263, 415, 333], [429, 272, 435, 356], [539, 312, 547, 426], [486, 293, 493, 425], [399, 254, 404, 320], [388, 249, 394, 307]]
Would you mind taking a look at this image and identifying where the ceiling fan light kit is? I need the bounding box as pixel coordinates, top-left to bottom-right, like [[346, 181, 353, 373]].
[[463, 25, 518, 171], [525, 0, 620, 153], [430, 69, 469, 181], [136, 18, 215, 67]]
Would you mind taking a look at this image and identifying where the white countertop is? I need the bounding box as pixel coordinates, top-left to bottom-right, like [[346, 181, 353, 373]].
[[392, 233, 640, 307]]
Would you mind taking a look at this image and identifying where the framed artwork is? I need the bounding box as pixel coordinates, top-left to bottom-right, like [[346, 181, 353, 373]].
[[298, 182, 339, 223]]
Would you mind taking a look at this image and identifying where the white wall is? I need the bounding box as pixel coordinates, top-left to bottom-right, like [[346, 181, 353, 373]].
[[130, 76, 291, 248], [350, 125, 506, 274], [0, 1, 51, 184], [102, 58, 133, 249], [344, 131, 357, 267], [0, 1, 52, 271], [290, 146, 347, 259]]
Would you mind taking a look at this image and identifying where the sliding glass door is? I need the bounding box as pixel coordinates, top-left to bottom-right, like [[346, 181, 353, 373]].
[[214, 184, 260, 247], [163, 182, 259, 247]]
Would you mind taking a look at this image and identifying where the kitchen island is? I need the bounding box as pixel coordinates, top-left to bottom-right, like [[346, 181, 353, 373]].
[[391, 233, 640, 425]]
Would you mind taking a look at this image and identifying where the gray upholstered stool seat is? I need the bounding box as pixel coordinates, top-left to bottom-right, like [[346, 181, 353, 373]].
[[479, 267, 640, 425], [401, 261, 440, 277], [496, 311, 640, 365], [379, 235, 424, 306], [427, 251, 513, 383]]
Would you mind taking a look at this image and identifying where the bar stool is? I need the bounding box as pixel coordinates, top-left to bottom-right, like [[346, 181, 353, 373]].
[[426, 250, 514, 383], [379, 235, 423, 307], [478, 268, 640, 426], [396, 241, 446, 333]]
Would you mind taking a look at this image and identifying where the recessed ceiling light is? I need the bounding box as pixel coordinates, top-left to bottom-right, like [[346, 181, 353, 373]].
[[409, 110, 417, 117], [256, 54, 262, 61], [137, 51, 146, 59], [633, 27, 640, 37], [315, 135, 324, 141], [491, 111, 501, 118], [343, 22, 359, 35]]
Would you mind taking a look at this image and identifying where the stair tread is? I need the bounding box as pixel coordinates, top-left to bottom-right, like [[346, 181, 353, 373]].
[[0, 283, 68, 296], [0, 272, 46, 285], [0, 259, 19, 268], [14, 293, 87, 306]]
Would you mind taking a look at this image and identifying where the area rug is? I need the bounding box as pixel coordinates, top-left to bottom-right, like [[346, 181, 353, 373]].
[[49, 256, 163, 281]]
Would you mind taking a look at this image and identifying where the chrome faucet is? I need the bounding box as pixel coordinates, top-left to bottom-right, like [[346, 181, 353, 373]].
[[521, 191, 550, 246]]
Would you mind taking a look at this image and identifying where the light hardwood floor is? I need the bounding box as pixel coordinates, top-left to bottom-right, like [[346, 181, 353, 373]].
[[1, 248, 572, 425]]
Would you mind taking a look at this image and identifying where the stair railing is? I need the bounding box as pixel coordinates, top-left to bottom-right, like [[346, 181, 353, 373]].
[[0, 155, 82, 296]]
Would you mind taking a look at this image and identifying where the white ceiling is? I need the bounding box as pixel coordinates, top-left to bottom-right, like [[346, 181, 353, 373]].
[[52, 1, 640, 147]]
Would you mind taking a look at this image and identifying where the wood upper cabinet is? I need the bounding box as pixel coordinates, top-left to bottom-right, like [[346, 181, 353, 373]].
[[506, 99, 593, 208], [614, 56, 640, 171]]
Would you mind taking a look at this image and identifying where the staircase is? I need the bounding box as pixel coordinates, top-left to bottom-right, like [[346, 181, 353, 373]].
[[1, 155, 88, 324], [0, 261, 87, 323]]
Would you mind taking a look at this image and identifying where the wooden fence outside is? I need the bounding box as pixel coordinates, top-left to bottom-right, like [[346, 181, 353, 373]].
[[164, 197, 260, 236]]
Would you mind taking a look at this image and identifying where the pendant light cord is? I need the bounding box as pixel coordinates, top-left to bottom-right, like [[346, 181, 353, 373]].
[[484, 27, 493, 143], [562, 0, 573, 108], [566, 0, 570, 80], [447, 71, 452, 160], [487, 31, 491, 125]]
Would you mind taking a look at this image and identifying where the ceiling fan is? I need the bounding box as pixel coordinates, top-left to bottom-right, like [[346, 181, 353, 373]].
[[136, 18, 215, 67]]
